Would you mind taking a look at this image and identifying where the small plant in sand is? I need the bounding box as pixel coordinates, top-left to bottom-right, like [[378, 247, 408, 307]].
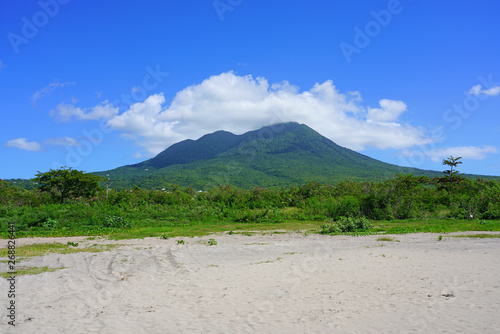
[[160, 233, 169, 240], [437, 235, 443, 241], [377, 237, 394, 242], [0, 243, 120, 259], [208, 238, 217, 246], [0, 266, 65, 278], [177, 240, 185, 245], [66, 241, 79, 247], [320, 216, 373, 234]]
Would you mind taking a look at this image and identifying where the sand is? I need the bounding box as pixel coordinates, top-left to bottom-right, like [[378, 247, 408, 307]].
[[1, 232, 500, 333]]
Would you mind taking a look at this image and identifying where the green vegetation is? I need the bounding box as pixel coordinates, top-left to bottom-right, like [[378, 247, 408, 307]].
[[33, 166, 104, 204], [208, 238, 217, 246], [320, 216, 373, 234], [442, 155, 462, 184], [446, 234, 500, 239], [0, 266, 65, 278], [377, 237, 396, 242], [92, 123, 454, 190], [0, 242, 120, 277], [1, 160, 500, 239], [0, 242, 119, 258]]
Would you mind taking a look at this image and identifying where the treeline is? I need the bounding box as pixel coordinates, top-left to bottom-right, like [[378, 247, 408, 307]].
[[1, 173, 499, 237]]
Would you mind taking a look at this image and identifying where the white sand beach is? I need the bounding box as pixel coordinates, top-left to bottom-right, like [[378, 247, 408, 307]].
[[1, 232, 500, 333]]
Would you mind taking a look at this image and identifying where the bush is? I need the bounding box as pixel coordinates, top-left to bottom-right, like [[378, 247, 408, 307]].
[[41, 218, 58, 228], [232, 208, 269, 223], [319, 221, 340, 234], [103, 215, 131, 228], [319, 216, 372, 234], [482, 202, 500, 219]]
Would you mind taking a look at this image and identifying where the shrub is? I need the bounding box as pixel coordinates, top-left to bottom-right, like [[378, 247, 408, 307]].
[[319, 221, 340, 234], [482, 202, 500, 219], [319, 216, 372, 234], [41, 218, 58, 229], [208, 238, 217, 246], [103, 215, 131, 228]]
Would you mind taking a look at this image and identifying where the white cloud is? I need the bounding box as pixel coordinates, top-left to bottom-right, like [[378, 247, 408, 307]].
[[44, 137, 80, 146], [367, 99, 407, 122], [402, 145, 497, 162], [133, 151, 146, 159], [99, 71, 433, 157], [31, 81, 76, 106], [5, 138, 43, 151], [50, 101, 118, 122], [467, 84, 500, 97], [107, 94, 182, 154]]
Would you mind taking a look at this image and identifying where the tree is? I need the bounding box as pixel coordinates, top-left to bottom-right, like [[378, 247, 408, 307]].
[[442, 156, 462, 183], [32, 167, 104, 203]]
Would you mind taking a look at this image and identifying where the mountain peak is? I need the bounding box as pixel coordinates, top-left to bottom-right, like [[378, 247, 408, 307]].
[[134, 122, 312, 169], [133, 128, 241, 169], [102, 122, 442, 189]]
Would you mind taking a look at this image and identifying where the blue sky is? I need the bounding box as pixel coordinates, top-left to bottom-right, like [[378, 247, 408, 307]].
[[1, 0, 499, 179]]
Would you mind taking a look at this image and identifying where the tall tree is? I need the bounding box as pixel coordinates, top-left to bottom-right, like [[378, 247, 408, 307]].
[[33, 167, 104, 203], [442, 156, 463, 184]]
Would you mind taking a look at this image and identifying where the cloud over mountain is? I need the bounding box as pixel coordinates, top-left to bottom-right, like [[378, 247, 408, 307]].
[[101, 72, 432, 157]]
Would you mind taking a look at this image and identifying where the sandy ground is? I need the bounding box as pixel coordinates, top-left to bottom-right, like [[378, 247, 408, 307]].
[[1, 232, 500, 333]]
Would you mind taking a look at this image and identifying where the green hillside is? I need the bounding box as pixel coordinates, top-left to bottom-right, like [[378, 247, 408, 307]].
[[95, 122, 448, 190]]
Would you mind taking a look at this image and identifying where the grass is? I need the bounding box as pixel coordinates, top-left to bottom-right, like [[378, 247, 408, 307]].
[[0, 266, 66, 278], [106, 220, 322, 240], [111, 219, 497, 240], [371, 219, 500, 234], [1, 218, 499, 240], [0, 242, 121, 278], [446, 233, 500, 239], [252, 257, 283, 265], [377, 237, 395, 242], [0, 242, 120, 258]]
